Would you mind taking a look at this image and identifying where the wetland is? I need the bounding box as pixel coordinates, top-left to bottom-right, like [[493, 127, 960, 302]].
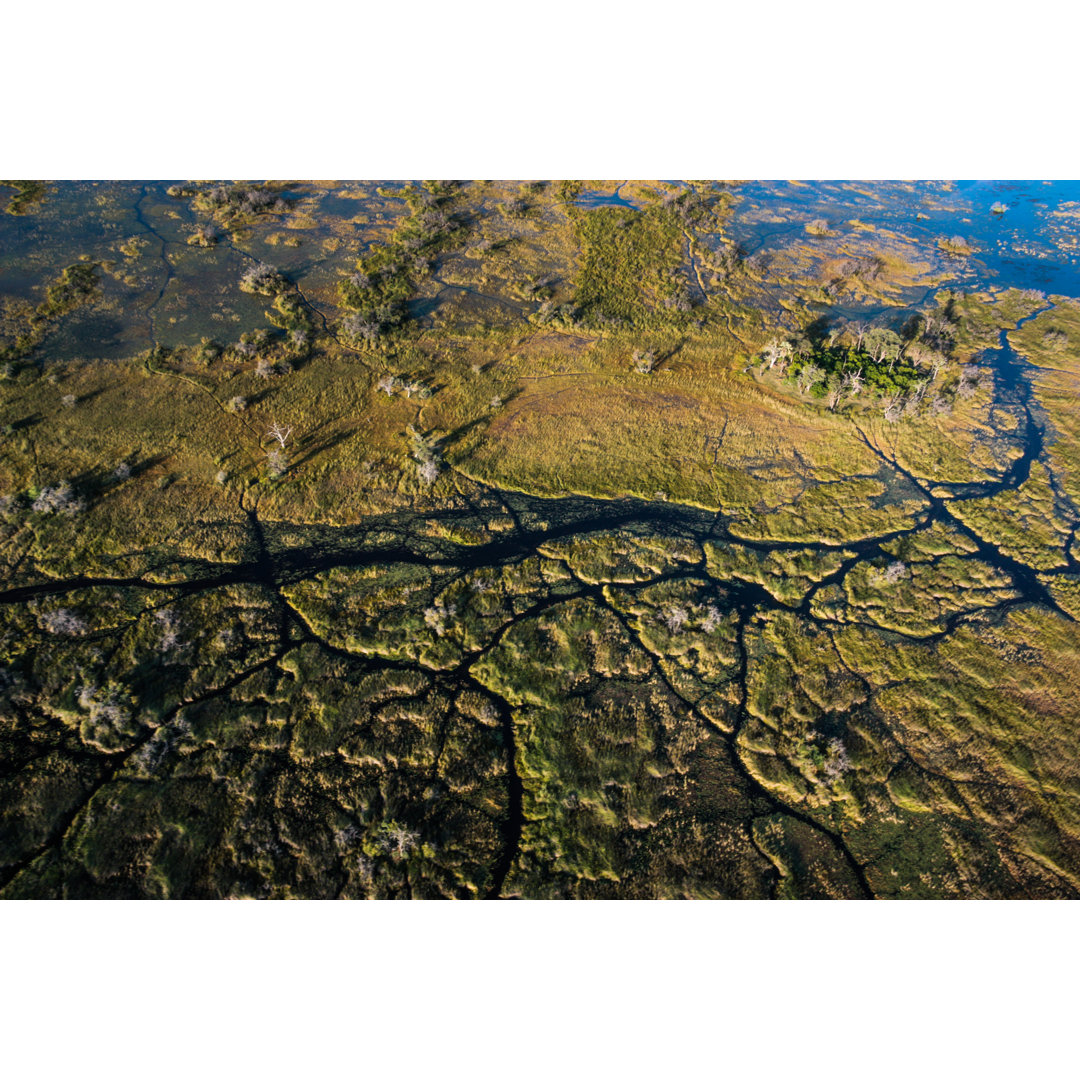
[[2, 179, 1080, 898]]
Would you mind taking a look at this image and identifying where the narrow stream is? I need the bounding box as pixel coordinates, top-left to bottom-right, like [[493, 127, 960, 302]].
[[3, 181, 1078, 897]]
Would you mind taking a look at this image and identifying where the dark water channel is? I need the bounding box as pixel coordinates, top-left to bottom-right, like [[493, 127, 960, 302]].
[[3, 181, 1079, 896]]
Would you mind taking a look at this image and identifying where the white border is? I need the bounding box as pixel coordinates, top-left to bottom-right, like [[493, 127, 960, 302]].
[[4, 1, 1080, 176], [3, 2, 1078, 1072], [3, 901, 1077, 1076]]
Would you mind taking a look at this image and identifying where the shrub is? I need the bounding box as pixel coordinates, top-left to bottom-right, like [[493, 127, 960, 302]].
[[239, 262, 286, 296], [187, 223, 220, 247], [266, 448, 287, 479], [31, 481, 83, 515], [343, 312, 383, 345], [155, 608, 183, 653], [42, 609, 87, 635], [423, 602, 456, 636], [195, 338, 221, 365]]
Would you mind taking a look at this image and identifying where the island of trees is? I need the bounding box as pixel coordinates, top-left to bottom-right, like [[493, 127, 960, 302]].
[[756, 307, 987, 420]]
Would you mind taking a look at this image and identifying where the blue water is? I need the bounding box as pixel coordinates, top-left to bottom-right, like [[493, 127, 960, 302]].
[[724, 179, 1080, 300], [6, 180, 1080, 362], [574, 181, 637, 210]]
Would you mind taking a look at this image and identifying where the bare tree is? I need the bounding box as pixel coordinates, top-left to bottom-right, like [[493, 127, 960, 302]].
[[155, 608, 183, 653], [919, 311, 956, 353], [909, 343, 946, 382], [32, 481, 83, 515], [407, 424, 443, 485], [264, 421, 293, 478], [343, 313, 382, 344], [188, 223, 219, 247], [267, 421, 292, 449], [884, 560, 908, 584], [957, 364, 981, 399], [240, 262, 285, 296], [760, 339, 793, 372], [1043, 328, 1069, 351], [266, 449, 287, 478], [664, 606, 689, 634], [882, 391, 905, 422], [822, 738, 852, 781], [424, 602, 457, 637], [379, 821, 420, 857], [43, 609, 87, 635], [797, 363, 825, 394], [842, 369, 864, 397], [864, 327, 902, 364]]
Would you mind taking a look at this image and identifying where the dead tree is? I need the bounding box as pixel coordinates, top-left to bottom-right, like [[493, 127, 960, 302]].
[[267, 421, 293, 449]]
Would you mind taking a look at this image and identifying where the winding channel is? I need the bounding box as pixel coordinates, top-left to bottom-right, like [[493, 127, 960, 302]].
[[5, 184, 1078, 897], [1, 304, 1071, 897]]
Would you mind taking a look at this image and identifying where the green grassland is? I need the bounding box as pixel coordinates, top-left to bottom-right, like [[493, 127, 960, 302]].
[[1, 181, 1079, 898]]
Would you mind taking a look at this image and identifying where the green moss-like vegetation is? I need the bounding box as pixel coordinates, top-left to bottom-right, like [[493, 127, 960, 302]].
[[336, 181, 466, 346], [1, 181, 47, 215], [729, 475, 927, 545], [2, 181, 1080, 898], [951, 462, 1074, 570], [570, 203, 685, 327], [835, 552, 1018, 637], [0, 261, 101, 364], [704, 541, 855, 607]]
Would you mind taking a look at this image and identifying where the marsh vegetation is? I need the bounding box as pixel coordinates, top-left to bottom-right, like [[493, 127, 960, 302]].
[[1, 180, 1079, 898]]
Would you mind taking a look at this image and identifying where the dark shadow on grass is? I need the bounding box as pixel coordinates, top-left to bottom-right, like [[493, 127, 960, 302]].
[[290, 429, 354, 471]]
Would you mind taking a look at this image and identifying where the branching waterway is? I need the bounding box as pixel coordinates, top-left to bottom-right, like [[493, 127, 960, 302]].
[[3, 180, 1080, 898], [0, 360, 1071, 897]]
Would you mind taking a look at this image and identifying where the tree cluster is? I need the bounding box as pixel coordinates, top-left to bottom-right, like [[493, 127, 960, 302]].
[[337, 182, 462, 347], [758, 305, 977, 420], [169, 182, 292, 226]]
